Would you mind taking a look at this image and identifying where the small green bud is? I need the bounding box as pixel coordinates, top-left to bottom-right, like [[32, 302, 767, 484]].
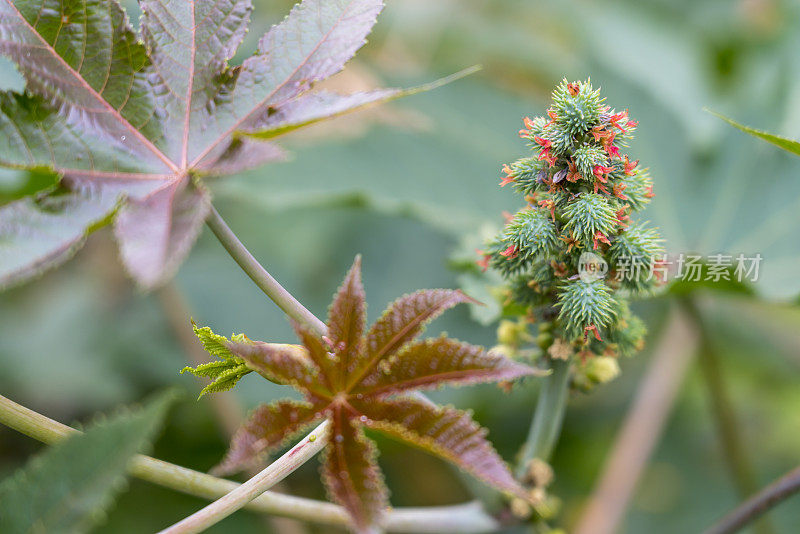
[[585, 356, 621, 384]]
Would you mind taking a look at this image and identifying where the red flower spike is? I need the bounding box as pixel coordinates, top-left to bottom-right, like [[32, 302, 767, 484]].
[[499, 164, 515, 186], [200, 259, 537, 531], [519, 129, 531, 138], [605, 143, 621, 159], [545, 109, 557, 128], [476, 249, 490, 272], [523, 116, 536, 130], [594, 181, 610, 195], [566, 160, 582, 182], [567, 82, 580, 96], [615, 207, 630, 228], [538, 199, 557, 220], [645, 185, 655, 198], [533, 136, 551, 148], [584, 324, 602, 342], [626, 119, 638, 129], [623, 156, 639, 176], [613, 183, 628, 200], [593, 231, 610, 250], [500, 245, 518, 259], [593, 165, 613, 182]]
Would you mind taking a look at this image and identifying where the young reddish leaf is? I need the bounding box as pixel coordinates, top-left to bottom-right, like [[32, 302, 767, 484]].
[[322, 407, 388, 534], [225, 339, 323, 395], [190, 259, 537, 526], [212, 400, 323, 476], [350, 289, 475, 387], [356, 337, 540, 396], [352, 396, 529, 500], [327, 256, 367, 386]]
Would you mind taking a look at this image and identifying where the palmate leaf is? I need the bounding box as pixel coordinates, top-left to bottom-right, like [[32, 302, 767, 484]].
[[709, 110, 800, 157], [192, 257, 536, 533], [0, 0, 458, 289], [0, 392, 173, 534]]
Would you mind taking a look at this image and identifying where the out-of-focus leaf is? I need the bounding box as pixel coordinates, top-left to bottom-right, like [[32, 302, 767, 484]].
[[0, 186, 119, 290], [0, 392, 174, 534], [709, 110, 800, 157], [242, 67, 480, 140], [1, 0, 440, 289]]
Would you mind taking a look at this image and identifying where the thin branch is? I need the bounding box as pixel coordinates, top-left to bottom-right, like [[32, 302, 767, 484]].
[[515, 357, 570, 478], [205, 205, 327, 337], [573, 304, 700, 534], [159, 420, 331, 534], [0, 394, 500, 533], [682, 298, 775, 534], [703, 465, 800, 534]]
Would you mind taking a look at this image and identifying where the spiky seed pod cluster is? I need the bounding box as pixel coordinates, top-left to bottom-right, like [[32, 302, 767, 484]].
[[482, 79, 663, 366]]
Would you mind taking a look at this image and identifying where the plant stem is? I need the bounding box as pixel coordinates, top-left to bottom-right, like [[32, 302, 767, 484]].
[[681, 298, 774, 534], [703, 465, 800, 534], [0, 394, 499, 533], [159, 420, 331, 534], [573, 304, 699, 534], [515, 357, 570, 478], [205, 205, 327, 337]]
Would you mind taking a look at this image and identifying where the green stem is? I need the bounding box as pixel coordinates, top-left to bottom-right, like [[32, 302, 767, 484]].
[[516, 358, 570, 478], [0, 394, 498, 533], [159, 420, 331, 534], [205, 205, 327, 337]]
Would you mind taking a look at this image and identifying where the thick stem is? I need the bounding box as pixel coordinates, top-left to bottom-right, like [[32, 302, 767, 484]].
[[0, 394, 499, 533], [515, 357, 570, 478], [205, 206, 327, 337], [158, 420, 331, 534], [682, 298, 774, 534], [573, 305, 699, 534], [703, 465, 800, 534]]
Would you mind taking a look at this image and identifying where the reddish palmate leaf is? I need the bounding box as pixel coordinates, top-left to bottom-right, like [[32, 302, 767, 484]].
[[212, 400, 323, 476], [350, 396, 527, 499], [0, 0, 460, 290], [193, 257, 538, 532], [322, 407, 388, 532]]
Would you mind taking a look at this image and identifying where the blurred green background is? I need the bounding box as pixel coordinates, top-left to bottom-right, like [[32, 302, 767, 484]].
[[2, 0, 800, 532]]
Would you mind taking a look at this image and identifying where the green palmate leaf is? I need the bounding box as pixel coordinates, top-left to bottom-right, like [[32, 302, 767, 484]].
[[182, 324, 252, 398], [192, 258, 537, 531], [709, 110, 800, 157], [0, 0, 458, 289], [0, 392, 173, 534]]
